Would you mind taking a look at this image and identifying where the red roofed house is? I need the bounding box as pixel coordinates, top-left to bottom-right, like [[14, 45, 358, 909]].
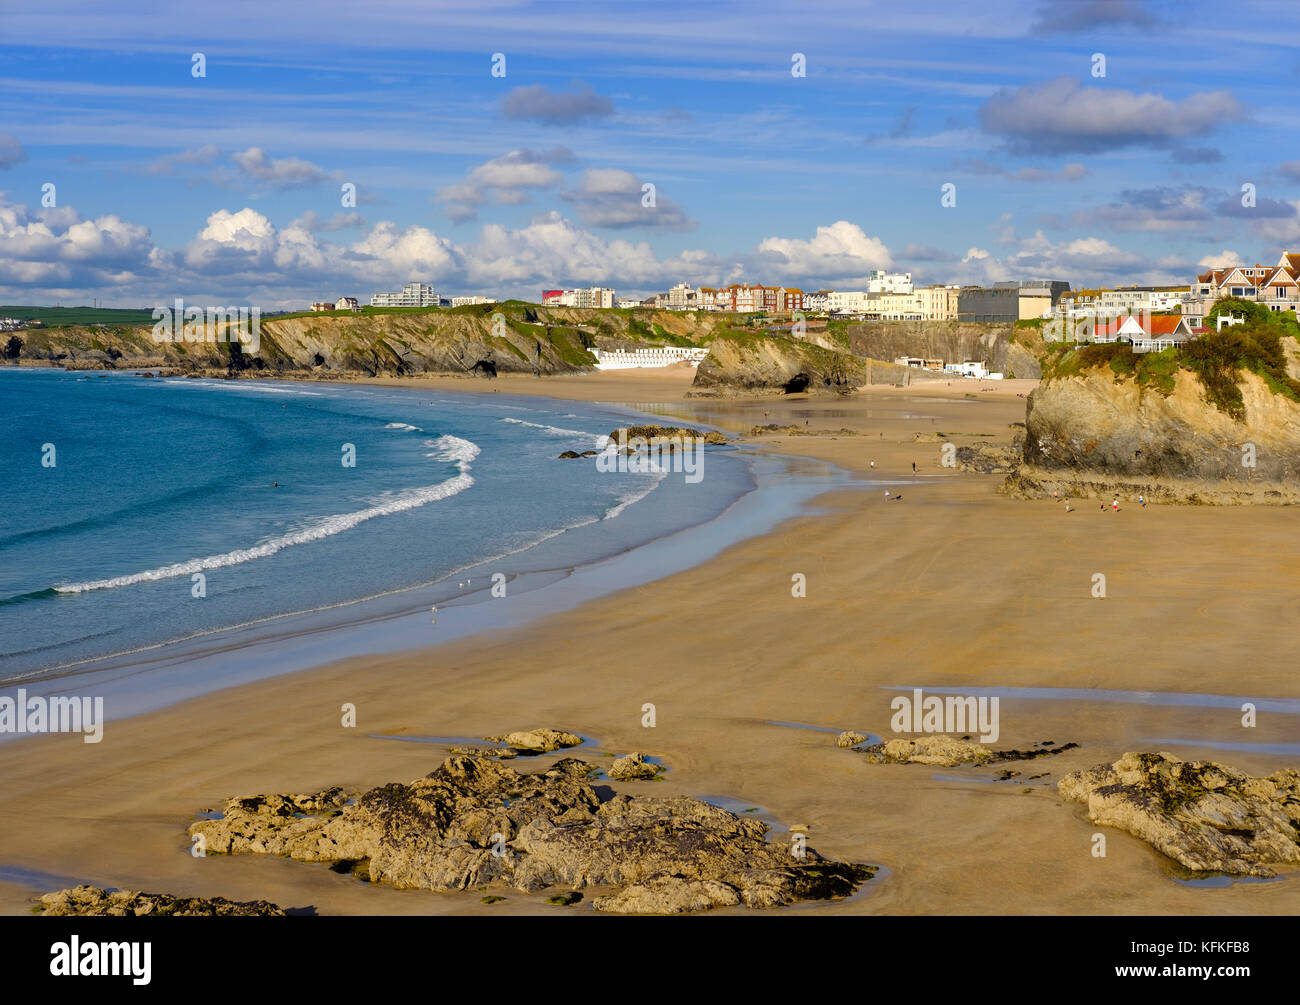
[[1093, 313, 1201, 352]]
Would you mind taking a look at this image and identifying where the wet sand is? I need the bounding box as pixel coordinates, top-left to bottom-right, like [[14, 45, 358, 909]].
[[2, 368, 1297, 915]]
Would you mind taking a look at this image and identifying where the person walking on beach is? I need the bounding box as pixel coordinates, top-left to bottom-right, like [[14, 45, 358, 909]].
[[1139, 494, 1146, 508], [911, 461, 916, 475], [1112, 497, 1120, 512]]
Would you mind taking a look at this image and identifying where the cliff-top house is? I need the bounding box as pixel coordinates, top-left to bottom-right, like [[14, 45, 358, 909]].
[[1183, 252, 1300, 327]]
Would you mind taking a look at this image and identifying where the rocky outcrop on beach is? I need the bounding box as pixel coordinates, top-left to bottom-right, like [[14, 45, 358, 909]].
[[836, 730, 869, 748], [606, 752, 663, 780], [37, 884, 286, 916], [693, 334, 871, 395], [858, 736, 1078, 766], [861, 736, 996, 765], [956, 443, 1021, 474], [1010, 331, 1300, 503], [189, 754, 874, 913], [1059, 752, 1300, 877], [484, 728, 583, 753], [1025, 369, 1300, 481], [606, 425, 727, 445]]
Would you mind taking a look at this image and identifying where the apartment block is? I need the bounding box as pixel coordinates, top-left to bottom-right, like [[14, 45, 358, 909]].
[[370, 282, 439, 307]]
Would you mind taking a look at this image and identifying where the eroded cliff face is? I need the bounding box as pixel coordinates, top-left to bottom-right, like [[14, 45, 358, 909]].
[[1024, 368, 1300, 481], [691, 334, 957, 395], [692, 335, 867, 394], [846, 321, 1043, 380], [2, 306, 733, 377]]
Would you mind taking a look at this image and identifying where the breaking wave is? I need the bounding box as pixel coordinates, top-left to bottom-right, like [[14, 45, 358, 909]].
[[53, 435, 480, 594]]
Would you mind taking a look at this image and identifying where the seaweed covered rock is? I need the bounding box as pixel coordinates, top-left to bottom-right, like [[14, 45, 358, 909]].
[[189, 755, 875, 913], [861, 736, 995, 765], [605, 425, 727, 446], [1059, 752, 1300, 877], [859, 736, 1077, 766], [38, 885, 286, 916]]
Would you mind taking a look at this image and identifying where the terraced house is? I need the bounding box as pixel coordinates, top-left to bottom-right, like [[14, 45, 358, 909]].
[[1183, 251, 1300, 327]]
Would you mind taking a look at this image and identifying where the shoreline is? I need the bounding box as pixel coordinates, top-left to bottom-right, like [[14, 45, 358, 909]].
[[3, 367, 1299, 915], [0, 376, 763, 699]]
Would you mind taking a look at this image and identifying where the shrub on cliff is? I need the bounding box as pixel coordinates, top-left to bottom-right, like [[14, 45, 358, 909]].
[[1182, 323, 1300, 420]]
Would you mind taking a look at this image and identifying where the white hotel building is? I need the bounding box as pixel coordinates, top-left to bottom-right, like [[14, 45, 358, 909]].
[[590, 346, 709, 369], [371, 282, 440, 307]]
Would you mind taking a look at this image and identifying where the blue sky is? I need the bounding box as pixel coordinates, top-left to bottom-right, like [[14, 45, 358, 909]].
[[2, 0, 1300, 307]]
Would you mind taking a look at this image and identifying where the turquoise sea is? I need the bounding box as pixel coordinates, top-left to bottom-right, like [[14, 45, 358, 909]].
[[0, 369, 755, 684]]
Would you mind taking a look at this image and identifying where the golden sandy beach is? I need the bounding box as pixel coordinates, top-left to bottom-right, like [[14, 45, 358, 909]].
[[2, 367, 1297, 915]]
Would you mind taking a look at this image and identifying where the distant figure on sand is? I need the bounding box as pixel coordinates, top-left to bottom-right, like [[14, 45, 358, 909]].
[[870, 460, 875, 469], [911, 462, 916, 474], [1112, 497, 1120, 512], [1139, 494, 1147, 508]]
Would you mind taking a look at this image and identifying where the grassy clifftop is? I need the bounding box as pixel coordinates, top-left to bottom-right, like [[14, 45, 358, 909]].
[[1042, 307, 1300, 422]]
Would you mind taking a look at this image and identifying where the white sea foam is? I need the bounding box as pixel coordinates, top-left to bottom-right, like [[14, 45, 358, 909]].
[[424, 435, 481, 465], [384, 422, 422, 431], [53, 434, 480, 594], [603, 473, 665, 520], [161, 380, 323, 396], [498, 416, 604, 442]]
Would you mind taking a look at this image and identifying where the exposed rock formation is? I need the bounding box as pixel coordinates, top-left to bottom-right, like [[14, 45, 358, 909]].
[[38, 885, 286, 916], [862, 736, 995, 765], [484, 728, 582, 753], [1059, 751, 1300, 877], [845, 320, 1043, 380], [606, 752, 663, 780], [188, 755, 875, 913], [956, 443, 1021, 474], [605, 425, 727, 445], [1024, 369, 1300, 482], [6, 306, 729, 379], [836, 730, 869, 748], [448, 745, 518, 759], [693, 335, 870, 395], [859, 736, 1077, 766]]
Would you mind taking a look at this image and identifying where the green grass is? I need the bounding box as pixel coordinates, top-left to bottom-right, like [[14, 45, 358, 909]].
[[0, 305, 158, 325], [1046, 319, 1300, 419]]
